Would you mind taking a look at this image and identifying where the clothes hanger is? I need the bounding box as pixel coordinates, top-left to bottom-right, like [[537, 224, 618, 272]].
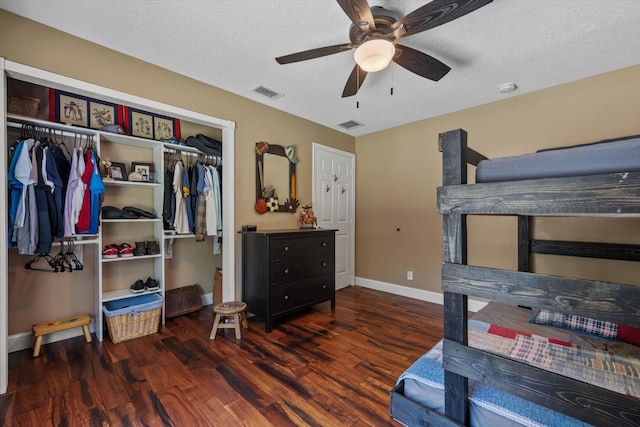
[[24, 253, 58, 273]]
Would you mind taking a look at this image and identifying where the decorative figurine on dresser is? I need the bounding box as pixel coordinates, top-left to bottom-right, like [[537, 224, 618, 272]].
[[241, 229, 337, 332]]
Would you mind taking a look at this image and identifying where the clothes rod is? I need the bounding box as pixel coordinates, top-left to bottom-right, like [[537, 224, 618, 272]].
[[7, 114, 98, 137]]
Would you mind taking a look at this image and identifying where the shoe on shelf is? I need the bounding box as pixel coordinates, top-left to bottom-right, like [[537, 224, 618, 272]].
[[102, 244, 119, 259], [145, 240, 160, 255], [130, 279, 145, 293], [133, 241, 146, 256], [145, 277, 159, 291], [118, 243, 134, 258]]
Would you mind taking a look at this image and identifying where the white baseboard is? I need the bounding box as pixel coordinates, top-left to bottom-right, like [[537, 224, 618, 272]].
[[9, 285, 477, 353], [8, 292, 215, 353], [355, 277, 487, 313]]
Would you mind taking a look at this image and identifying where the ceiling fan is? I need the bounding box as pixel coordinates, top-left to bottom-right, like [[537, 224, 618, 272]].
[[276, 0, 492, 97]]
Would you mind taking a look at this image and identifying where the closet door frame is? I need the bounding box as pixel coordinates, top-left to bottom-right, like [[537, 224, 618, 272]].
[[0, 58, 8, 395], [0, 58, 236, 394]]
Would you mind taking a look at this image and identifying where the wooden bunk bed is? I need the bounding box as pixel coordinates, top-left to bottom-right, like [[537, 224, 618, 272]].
[[390, 129, 640, 426]]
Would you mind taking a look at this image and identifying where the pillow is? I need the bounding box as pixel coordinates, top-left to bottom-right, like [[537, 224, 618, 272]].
[[529, 309, 640, 346]]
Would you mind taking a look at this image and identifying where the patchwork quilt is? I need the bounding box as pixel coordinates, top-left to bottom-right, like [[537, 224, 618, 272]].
[[399, 320, 640, 426]]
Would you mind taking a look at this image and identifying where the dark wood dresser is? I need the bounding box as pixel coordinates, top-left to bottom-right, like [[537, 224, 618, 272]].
[[241, 229, 336, 332]]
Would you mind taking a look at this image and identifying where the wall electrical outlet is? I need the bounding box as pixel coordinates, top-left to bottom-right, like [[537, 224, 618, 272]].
[[407, 270, 413, 280]]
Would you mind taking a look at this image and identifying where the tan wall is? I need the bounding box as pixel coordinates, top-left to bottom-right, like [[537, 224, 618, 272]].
[[0, 10, 354, 334], [355, 65, 640, 292]]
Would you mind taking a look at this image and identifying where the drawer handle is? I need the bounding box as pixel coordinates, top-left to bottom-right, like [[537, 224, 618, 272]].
[[284, 269, 289, 274], [321, 242, 327, 247], [321, 262, 327, 267], [322, 284, 327, 289], [284, 246, 289, 252], [284, 295, 289, 300]]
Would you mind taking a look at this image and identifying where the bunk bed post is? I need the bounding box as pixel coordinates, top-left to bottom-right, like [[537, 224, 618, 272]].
[[440, 129, 470, 425], [518, 216, 531, 272]]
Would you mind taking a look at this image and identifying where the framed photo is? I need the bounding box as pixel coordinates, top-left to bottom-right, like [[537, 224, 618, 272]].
[[88, 99, 119, 129], [128, 108, 154, 139], [109, 162, 127, 181], [131, 162, 153, 182], [153, 114, 178, 141], [52, 90, 89, 127], [50, 89, 121, 130]]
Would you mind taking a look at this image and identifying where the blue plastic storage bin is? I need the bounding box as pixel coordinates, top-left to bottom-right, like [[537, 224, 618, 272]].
[[103, 293, 162, 317]]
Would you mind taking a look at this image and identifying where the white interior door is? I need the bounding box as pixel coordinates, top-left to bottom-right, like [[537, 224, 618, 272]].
[[312, 143, 355, 289]]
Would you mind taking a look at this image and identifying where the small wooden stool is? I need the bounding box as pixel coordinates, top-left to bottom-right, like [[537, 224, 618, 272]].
[[210, 301, 248, 340], [32, 314, 92, 357]]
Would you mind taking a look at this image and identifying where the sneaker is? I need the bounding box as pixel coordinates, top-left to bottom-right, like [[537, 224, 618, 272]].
[[133, 242, 146, 256], [102, 244, 119, 259], [118, 243, 134, 258], [145, 277, 159, 291], [145, 240, 160, 255], [130, 279, 145, 293]]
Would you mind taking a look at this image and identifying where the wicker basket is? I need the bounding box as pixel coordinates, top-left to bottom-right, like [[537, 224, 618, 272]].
[[8, 95, 41, 117], [104, 307, 161, 343], [103, 293, 162, 343]]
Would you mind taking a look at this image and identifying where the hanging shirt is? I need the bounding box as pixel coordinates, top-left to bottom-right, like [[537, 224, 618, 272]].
[[204, 166, 218, 237], [63, 147, 81, 237], [8, 140, 26, 243], [84, 149, 105, 235], [172, 160, 189, 233], [194, 163, 207, 241], [182, 164, 194, 233], [76, 149, 94, 233]]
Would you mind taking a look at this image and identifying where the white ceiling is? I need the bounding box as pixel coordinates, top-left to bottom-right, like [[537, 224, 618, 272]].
[[2, 0, 640, 137]]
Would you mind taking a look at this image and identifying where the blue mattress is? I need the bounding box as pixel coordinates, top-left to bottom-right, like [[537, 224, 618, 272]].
[[475, 135, 640, 183]]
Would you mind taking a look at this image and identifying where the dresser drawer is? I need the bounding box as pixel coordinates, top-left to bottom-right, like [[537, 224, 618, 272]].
[[270, 274, 334, 316], [269, 234, 334, 262], [269, 255, 334, 284]]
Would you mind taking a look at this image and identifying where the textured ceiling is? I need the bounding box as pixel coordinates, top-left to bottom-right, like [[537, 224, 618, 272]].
[[2, 0, 640, 137]]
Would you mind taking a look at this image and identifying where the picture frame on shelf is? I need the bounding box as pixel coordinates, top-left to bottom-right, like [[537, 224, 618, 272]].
[[131, 162, 153, 182], [128, 108, 154, 139], [88, 99, 119, 129], [50, 89, 121, 129], [153, 113, 179, 141], [109, 162, 127, 181], [51, 90, 89, 128]]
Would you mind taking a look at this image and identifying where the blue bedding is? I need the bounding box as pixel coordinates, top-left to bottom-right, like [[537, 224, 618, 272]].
[[475, 135, 640, 183]]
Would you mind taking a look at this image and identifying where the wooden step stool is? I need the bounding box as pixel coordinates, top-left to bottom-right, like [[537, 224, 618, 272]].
[[32, 314, 92, 357], [210, 301, 248, 340]]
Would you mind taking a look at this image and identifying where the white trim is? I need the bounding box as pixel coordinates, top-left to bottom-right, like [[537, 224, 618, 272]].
[[0, 57, 7, 393], [355, 276, 488, 313]]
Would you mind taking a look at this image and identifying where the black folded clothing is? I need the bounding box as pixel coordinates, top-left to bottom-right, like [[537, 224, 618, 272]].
[[123, 206, 157, 218], [102, 206, 138, 219]]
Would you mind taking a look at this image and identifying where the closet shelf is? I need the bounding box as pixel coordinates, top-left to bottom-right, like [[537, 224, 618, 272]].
[[164, 232, 197, 240], [101, 254, 162, 263], [103, 180, 161, 188], [102, 218, 161, 224], [102, 288, 163, 303], [100, 132, 161, 149]]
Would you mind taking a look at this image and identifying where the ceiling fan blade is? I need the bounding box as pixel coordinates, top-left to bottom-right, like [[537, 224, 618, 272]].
[[276, 43, 353, 64], [393, 44, 451, 81], [336, 0, 376, 32], [392, 0, 492, 39], [342, 65, 368, 97]]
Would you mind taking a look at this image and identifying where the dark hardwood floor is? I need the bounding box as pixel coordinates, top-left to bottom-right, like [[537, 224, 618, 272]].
[[0, 286, 444, 426]]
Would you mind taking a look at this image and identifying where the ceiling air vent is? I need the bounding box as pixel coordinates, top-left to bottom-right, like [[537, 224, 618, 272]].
[[252, 85, 283, 100], [337, 120, 363, 130]]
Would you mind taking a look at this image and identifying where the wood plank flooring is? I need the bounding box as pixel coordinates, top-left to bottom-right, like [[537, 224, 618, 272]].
[[0, 286, 444, 426]]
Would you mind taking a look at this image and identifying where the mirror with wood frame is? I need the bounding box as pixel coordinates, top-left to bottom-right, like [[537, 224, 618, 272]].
[[255, 142, 298, 213]]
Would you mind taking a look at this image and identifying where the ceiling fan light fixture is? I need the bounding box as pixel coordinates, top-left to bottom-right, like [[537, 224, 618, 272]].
[[354, 39, 395, 72]]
